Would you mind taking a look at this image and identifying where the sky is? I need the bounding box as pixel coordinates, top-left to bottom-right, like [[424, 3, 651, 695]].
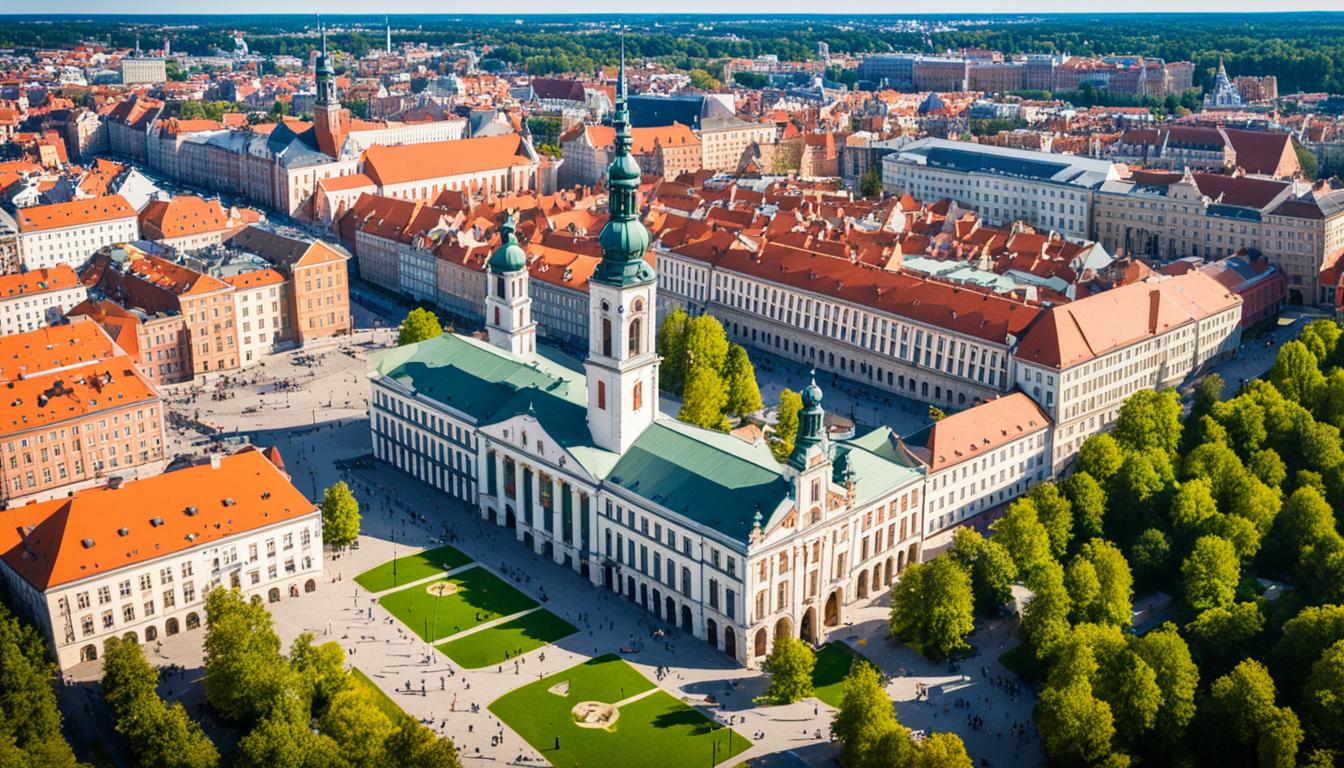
[[18, 1, 1344, 13]]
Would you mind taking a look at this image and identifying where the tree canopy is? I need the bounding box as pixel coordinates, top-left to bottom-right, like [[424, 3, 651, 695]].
[[397, 307, 443, 346]]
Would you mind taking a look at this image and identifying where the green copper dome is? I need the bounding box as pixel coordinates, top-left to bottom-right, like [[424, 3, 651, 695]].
[[593, 38, 655, 288], [788, 372, 827, 470], [489, 214, 527, 273]]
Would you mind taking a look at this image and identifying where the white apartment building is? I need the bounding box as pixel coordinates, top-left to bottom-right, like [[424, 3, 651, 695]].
[[1013, 270, 1243, 470], [896, 393, 1053, 553], [0, 448, 322, 669], [700, 116, 777, 171], [882, 138, 1120, 240], [16, 196, 140, 270], [656, 241, 1027, 410], [222, 269, 290, 367], [0, 265, 88, 336]]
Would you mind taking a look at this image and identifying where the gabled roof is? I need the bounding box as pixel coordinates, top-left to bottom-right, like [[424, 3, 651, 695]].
[[0, 449, 315, 591], [901, 392, 1050, 472], [0, 265, 82, 300], [138, 195, 231, 240], [362, 133, 534, 187], [16, 195, 136, 233]]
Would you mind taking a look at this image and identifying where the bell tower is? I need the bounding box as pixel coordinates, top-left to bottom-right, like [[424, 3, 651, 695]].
[[485, 214, 536, 359], [788, 374, 833, 525], [585, 38, 659, 455], [312, 18, 349, 158]]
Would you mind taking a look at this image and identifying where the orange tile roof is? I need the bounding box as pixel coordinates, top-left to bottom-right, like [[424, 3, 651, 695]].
[[317, 173, 375, 193], [0, 354, 157, 438], [139, 195, 231, 240], [362, 133, 533, 186], [0, 322, 121, 383], [0, 265, 82, 300], [16, 195, 136, 234], [0, 448, 315, 591], [221, 268, 286, 290], [1015, 271, 1242, 369], [917, 392, 1051, 471]]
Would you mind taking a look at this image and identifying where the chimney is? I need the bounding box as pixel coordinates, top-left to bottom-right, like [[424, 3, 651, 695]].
[[209, 453, 221, 470]]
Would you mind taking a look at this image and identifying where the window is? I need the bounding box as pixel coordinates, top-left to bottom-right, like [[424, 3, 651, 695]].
[[597, 381, 606, 410], [97, 586, 111, 605], [601, 318, 612, 356], [162, 590, 175, 608], [632, 381, 643, 412], [628, 318, 642, 355]]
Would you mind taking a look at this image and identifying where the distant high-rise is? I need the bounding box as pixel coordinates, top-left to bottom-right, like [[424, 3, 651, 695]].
[[386, 16, 392, 55]]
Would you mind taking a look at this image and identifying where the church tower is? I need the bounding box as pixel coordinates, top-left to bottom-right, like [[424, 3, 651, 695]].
[[788, 375, 833, 525], [585, 40, 659, 454], [485, 214, 537, 359], [312, 20, 349, 159]]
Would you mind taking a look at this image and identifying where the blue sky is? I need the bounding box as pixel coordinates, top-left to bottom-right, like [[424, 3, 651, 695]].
[[19, 1, 1344, 13]]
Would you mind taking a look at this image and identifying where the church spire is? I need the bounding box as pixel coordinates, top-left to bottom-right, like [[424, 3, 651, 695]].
[[315, 16, 337, 108], [594, 33, 654, 288], [788, 372, 827, 470]]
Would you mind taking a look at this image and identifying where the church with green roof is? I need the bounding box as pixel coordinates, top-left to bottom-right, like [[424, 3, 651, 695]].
[[368, 48, 926, 666]]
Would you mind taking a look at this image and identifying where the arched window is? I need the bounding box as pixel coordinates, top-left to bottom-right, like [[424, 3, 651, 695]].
[[628, 318, 642, 355], [633, 297, 645, 312], [602, 319, 612, 357], [597, 381, 606, 410], [633, 381, 643, 411], [494, 307, 501, 326]]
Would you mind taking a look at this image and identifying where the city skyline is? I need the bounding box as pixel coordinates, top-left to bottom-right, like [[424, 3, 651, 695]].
[[13, 3, 1344, 14]]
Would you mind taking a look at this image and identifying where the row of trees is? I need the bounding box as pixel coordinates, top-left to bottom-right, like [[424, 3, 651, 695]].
[[202, 587, 460, 768], [101, 638, 219, 768], [0, 601, 83, 767], [883, 318, 1344, 766], [657, 309, 763, 432]]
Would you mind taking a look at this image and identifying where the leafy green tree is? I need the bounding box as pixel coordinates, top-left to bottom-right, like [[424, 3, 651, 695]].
[[1108, 451, 1173, 547], [770, 388, 802, 462], [1170, 478, 1219, 544], [1062, 471, 1107, 544], [1268, 340, 1326, 409], [384, 720, 462, 768], [1182, 535, 1241, 614], [1214, 397, 1269, 458], [1078, 433, 1125, 483], [203, 587, 289, 722], [1020, 561, 1072, 659], [830, 661, 895, 762], [1263, 486, 1335, 575], [1036, 675, 1116, 766], [1271, 604, 1344, 693], [990, 498, 1053, 578], [1130, 528, 1173, 592], [396, 307, 443, 345], [1114, 388, 1183, 457], [656, 308, 689, 393], [1095, 647, 1161, 744], [1186, 602, 1265, 682], [321, 481, 361, 549], [1200, 660, 1301, 768], [0, 602, 81, 768], [319, 688, 396, 768], [1131, 625, 1199, 747], [1248, 448, 1287, 490], [687, 68, 722, 90], [1298, 319, 1341, 365], [101, 637, 219, 768], [1302, 639, 1344, 751], [948, 528, 1017, 611], [1316, 369, 1344, 429], [1190, 373, 1226, 425], [889, 557, 974, 660], [722, 344, 763, 417], [763, 636, 815, 704], [678, 365, 730, 431], [290, 633, 350, 713], [1067, 540, 1133, 627], [1028, 482, 1073, 559], [236, 699, 348, 768], [859, 166, 882, 198], [683, 313, 730, 374], [1295, 533, 1344, 606]]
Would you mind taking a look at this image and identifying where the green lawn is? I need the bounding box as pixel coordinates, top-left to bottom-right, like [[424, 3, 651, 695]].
[[437, 609, 578, 668], [490, 654, 748, 768], [377, 566, 538, 643], [812, 641, 870, 708], [354, 544, 472, 593], [351, 667, 409, 725]]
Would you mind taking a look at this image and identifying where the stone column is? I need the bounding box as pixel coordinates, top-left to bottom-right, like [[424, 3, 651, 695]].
[[491, 450, 506, 524], [527, 465, 540, 548]]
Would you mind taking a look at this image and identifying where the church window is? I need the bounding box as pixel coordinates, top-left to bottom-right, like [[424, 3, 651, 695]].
[[495, 275, 505, 297], [597, 381, 606, 410], [628, 318, 642, 355], [494, 307, 500, 325], [602, 319, 612, 356], [633, 382, 643, 412]]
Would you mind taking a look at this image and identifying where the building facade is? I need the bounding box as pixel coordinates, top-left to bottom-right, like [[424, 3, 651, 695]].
[[16, 196, 140, 271], [0, 265, 87, 336]]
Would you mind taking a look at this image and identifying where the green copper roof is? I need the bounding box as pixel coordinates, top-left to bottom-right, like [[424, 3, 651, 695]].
[[489, 214, 527, 273], [607, 420, 793, 545], [594, 38, 655, 288]]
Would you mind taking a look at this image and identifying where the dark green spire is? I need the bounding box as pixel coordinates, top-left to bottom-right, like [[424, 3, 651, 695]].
[[315, 17, 338, 107], [595, 35, 654, 287], [489, 213, 527, 273], [788, 371, 826, 470]]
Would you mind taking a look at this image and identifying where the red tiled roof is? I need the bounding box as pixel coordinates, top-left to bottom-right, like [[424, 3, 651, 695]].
[[16, 195, 136, 233]]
